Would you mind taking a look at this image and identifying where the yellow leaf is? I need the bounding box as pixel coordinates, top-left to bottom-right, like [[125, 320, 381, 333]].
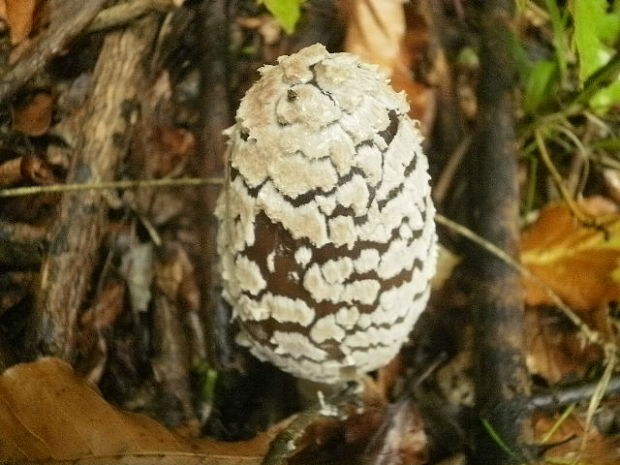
[[521, 197, 620, 310]]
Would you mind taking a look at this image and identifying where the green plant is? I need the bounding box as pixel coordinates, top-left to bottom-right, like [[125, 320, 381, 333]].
[[517, 0, 620, 213], [257, 0, 307, 34]]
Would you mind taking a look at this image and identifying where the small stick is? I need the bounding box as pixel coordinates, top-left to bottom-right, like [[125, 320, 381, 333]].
[[88, 0, 181, 33], [530, 374, 620, 411], [0, 0, 107, 103], [0, 177, 224, 198]]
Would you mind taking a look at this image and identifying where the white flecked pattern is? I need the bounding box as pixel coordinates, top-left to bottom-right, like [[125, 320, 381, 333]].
[[216, 44, 437, 384]]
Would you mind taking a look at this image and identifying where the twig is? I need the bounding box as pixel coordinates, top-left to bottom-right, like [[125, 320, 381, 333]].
[[0, 177, 223, 198], [535, 129, 595, 226], [469, 2, 531, 462], [196, 0, 232, 368], [433, 135, 472, 205], [88, 0, 181, 33], [582, 350, 616, 450], [530, 374, 620, 411], [0, 0, 107, 104]]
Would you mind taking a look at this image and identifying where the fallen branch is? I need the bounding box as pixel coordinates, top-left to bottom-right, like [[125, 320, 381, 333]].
[[0, 0, 106, 104], [530, 374, 620, 412], [196, 0, 232, 368], [30, 15, 160, 360], [88, 0, 181, 33], [468, 1, 531, 462]]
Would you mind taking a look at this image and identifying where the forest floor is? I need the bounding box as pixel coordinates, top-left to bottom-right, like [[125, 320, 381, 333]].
[[0, 1, 620, 464]]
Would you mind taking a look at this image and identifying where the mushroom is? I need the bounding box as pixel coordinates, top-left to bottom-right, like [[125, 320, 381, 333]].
[[215, 44, 437, 384]]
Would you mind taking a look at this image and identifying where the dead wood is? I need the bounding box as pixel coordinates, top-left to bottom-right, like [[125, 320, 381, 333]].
[[530, 375, 620, 412], [0, 0, 107, 104], [30, 16, 160, 361], [88, 0, 179, 34], [468, 0, 532, 463], [195, 0, 232, 367]]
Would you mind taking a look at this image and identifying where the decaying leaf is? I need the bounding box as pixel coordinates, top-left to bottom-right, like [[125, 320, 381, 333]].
[[1, 0, 39, 44], [78, 280, 126, 383], [534, 412, 620, 465], [0, 155, 55, 187], [12, 92, 54, 136], [151, 244, 196, 427], [525, 307, 603, 384], [363, 398, 429, 465], [521, 198, 620, 310], [0, 357, 273, 464], [342, 0, 432, 126]]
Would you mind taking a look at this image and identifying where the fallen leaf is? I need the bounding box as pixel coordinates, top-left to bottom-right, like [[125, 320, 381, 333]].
[[521, 197, 620, 310], [342, 0, 433, 126], [0, 155, 56, 186], [525, 307, 603, 384], [0, 357, 272, 464], [151, 244, 196, 427], [343, 0, 405, 72], [78, 280, 126, 383], [3, 0, 38, 44], [533, 411, 620, 465], [363, 398, 429, 465], [0, 157, 24, 186], [12, 92, 54, 136]]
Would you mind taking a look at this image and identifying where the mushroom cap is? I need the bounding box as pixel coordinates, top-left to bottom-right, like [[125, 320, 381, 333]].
[[216, 44, 437, 384]]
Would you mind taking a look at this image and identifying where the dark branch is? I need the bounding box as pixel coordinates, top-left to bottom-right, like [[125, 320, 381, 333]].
[[468, 0, 532, 463]]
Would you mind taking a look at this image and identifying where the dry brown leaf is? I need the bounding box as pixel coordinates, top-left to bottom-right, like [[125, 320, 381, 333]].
[[362, 398, 429, 465], [343, 0, 405, 72], [77, 280, 126, 383], [0, 357, 272, 464], [525, 308, 603, 384], [0, 155, 56, 187], [522, 198, 620, 310], [3, 0, 38, 44], [0, 156, 23, 186], [533, 411, 620, 465], [342, 0, 432, 126], [151, 244, 196, 426], [13, 92, 54, 136]]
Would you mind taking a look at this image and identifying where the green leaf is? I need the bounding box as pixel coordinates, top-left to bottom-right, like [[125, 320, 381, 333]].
[[262, 0, 305, 34], [543, 0, 569, 85], [589, 79, 620, 113], [570, 0, 620, 82], [524, 60, 558, 113]]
